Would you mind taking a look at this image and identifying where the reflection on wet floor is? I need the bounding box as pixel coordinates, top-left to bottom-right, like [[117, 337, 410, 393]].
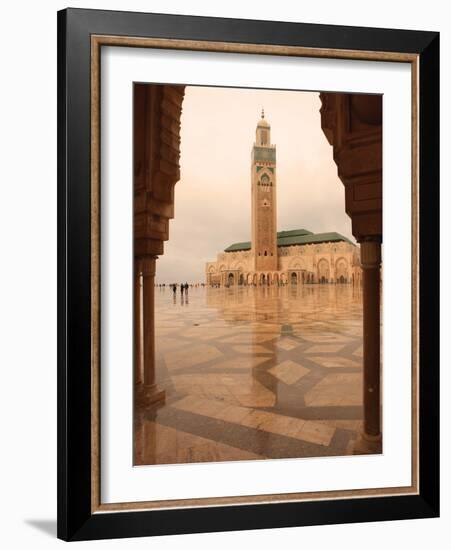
[[134, 284, 368, 465]]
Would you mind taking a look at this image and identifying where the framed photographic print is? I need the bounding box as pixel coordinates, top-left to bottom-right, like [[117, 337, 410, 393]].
[[57, 8, 439, 541]]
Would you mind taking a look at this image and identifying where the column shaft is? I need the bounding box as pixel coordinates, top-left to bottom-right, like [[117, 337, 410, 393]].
[[135, 256, 165, 407], [134, 260, 143, 385], [362, 265, 381, 436], [360, 239, 382, 439], [142, 257, 156, 387]]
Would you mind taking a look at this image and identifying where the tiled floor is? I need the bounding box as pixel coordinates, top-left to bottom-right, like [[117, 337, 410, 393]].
[[134, 284, 369, 465]]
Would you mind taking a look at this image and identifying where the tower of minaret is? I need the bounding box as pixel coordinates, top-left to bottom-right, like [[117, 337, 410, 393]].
[[251, 109, 278, 271]]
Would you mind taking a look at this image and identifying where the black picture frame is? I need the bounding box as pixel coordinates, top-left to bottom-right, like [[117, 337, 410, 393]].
[[57, 8, 439, 541]]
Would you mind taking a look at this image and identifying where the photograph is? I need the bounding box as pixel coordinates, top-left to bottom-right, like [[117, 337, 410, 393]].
[[133, 84, 382, 466], [54, 6, 440, 541]]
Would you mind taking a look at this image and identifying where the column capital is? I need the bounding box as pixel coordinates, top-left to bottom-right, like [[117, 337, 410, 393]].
[[359, 238, 381, 269], [140, 256, 158, 277]]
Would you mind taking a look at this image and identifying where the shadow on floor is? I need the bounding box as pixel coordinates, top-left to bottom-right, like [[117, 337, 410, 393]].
[[25, 519, 57, 538]]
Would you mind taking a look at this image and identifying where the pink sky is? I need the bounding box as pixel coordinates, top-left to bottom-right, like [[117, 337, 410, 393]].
[[156, 85, 354, 284]]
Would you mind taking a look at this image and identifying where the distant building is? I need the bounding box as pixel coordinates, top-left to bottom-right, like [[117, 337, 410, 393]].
[[206, 111, 361, 286]]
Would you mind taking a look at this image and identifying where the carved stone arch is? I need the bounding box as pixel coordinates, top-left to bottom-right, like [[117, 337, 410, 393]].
[[334, 256, 348, 270], [258, 168, 273, 187], [289, 257, 306, 271], [317, 258, 330, 283], [335, 256, 349, 282], [134, 84, 383, 451], [134, 84, 186, 257]]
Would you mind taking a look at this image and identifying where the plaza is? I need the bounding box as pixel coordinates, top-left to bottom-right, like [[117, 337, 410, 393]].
[[134, 284, 365, 465]]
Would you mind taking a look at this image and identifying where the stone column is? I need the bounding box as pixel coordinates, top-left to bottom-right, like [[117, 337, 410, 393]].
[[356, 238, 382, 452], [136, 256, 165, 407], [134, 259, 143, 385]]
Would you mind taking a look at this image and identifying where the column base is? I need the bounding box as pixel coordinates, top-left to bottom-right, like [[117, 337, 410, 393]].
[[352, 431, 382, 455], [135, 383, 166, 410]]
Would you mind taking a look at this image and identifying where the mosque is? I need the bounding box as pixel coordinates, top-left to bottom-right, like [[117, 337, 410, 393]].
[[205, 111, 362, 287]]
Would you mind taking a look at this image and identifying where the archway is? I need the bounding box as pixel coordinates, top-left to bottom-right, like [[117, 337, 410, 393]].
[[228, 273, 234, 286], [291, 272, 298, 285], [335, 257, 349, 283], [317, 258, 330, 283], [207, 265, 217, 286], [134, 83, 383, 453], [239, 273, 244, 286]]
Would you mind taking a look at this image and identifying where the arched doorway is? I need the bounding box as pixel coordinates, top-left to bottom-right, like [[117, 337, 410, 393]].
[[228, 273, 234, 286], [291, 272, 297, 285], [317, 258, 330, 284], [239, 273, 244, 285], [335, 258, 349, 284], [261, 273, 266, 285]]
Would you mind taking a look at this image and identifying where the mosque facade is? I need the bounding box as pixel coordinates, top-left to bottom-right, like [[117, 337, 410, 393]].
[[205, 112, 362, 287]]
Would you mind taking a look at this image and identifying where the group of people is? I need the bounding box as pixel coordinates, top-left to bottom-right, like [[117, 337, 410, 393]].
[[155, 283, 206, 294], [170, 283, 189, 295]]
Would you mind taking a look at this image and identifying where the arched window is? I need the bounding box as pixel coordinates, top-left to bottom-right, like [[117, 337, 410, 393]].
[[260, 174, 270, 186]]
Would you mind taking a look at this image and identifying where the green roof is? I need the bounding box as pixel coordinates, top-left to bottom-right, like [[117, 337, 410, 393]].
[[224, 240, 252, 252], [224, 229, 354, 252], [277, 229, 313, 238]]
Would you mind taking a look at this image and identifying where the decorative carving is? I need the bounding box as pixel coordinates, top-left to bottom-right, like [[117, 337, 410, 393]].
[[319, 92, 382, 241], [359, 238, 382, 269], [134, 83, 186, 258]]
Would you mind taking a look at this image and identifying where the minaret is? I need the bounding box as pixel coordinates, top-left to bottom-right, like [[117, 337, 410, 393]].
[[251, 109, 278, 271]]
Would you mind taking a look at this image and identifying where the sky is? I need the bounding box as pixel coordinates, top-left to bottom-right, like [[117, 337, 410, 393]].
[[155, 85, 354, 284]]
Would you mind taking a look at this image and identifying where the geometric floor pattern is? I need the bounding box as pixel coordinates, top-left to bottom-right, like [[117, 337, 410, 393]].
[[134, 284, 369, 466]]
